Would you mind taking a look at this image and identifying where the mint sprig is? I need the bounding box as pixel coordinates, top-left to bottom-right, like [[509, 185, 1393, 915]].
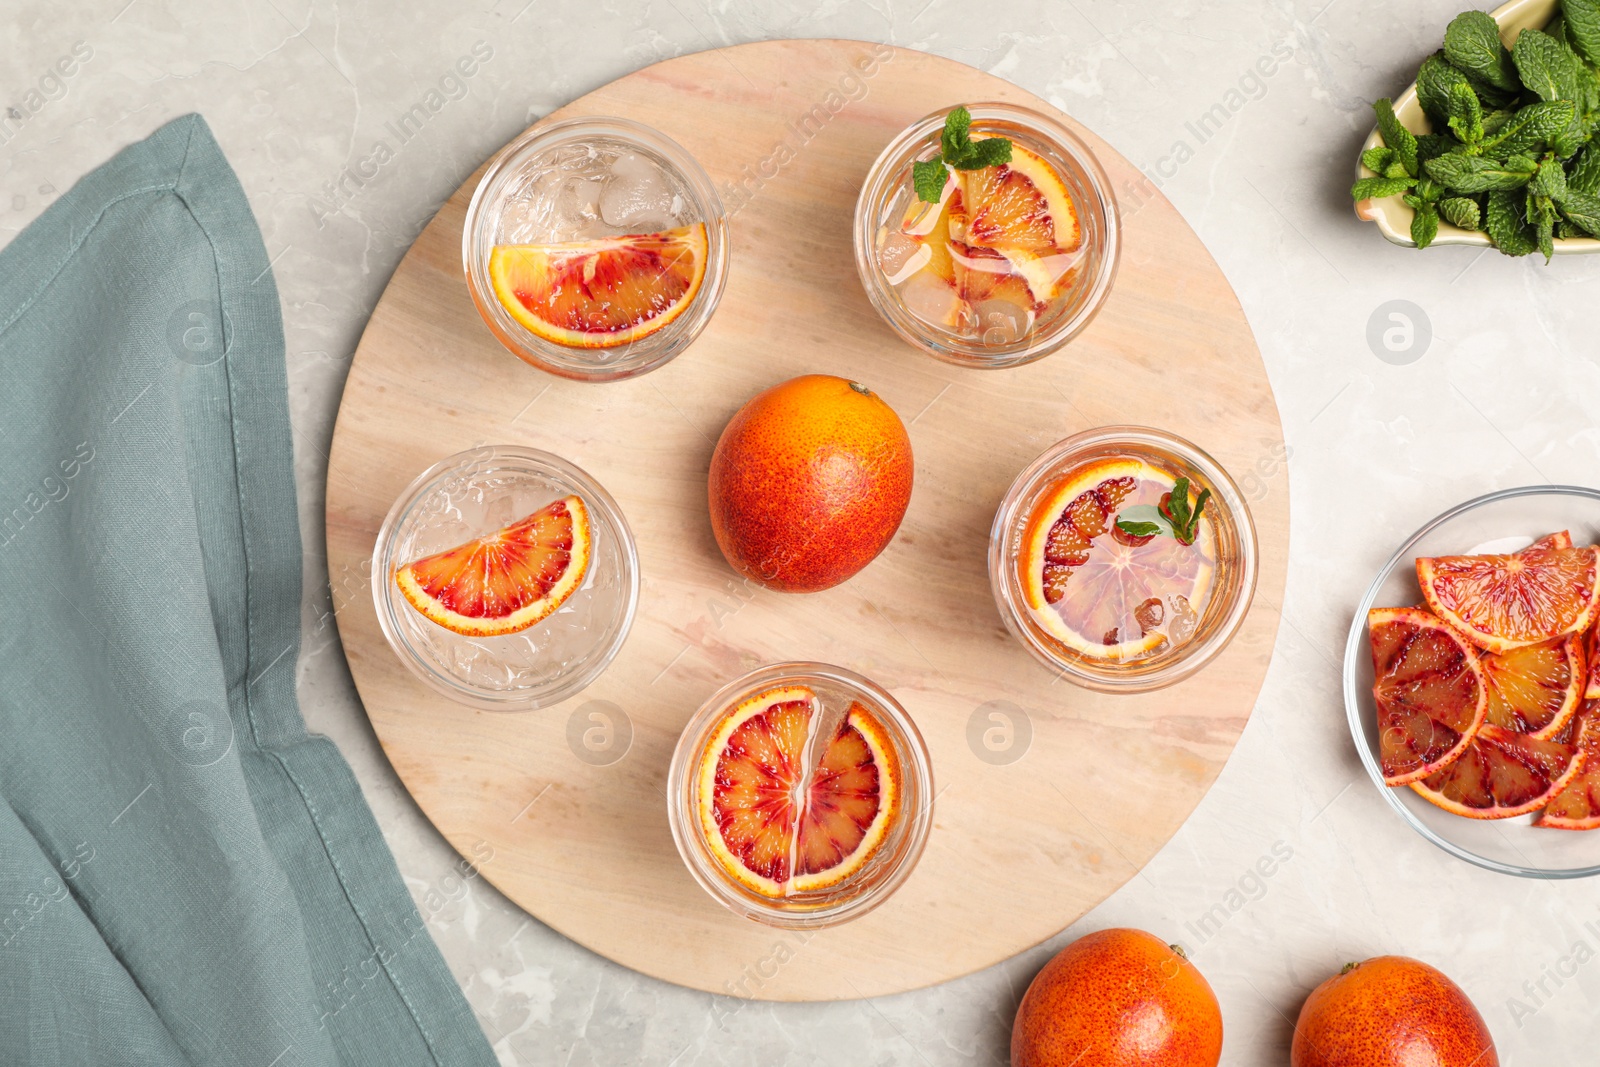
[[1114, 478, 1212, 546], [912, 106, 1014, 203]]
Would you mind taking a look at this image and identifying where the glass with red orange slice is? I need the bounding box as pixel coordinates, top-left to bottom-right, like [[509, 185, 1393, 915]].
[[1344, 485, 1600, 878], [667, 662, 933, 928], [990, 427, 1258, 692], [853, 102, 1119, 368], [373, 445, 639, 710], [463, 117, 729, 382]]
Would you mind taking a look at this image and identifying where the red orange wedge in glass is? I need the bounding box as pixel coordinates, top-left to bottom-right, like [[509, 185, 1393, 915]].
[[395, 495, 590, 636], [488, 224, 708, 349]]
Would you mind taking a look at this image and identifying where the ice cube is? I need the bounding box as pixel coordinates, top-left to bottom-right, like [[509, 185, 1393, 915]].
[[898, 271, 962, 329], [878, 232, 930, 285], [972, 297, 1033, 344], [600, 151, 677, 229]]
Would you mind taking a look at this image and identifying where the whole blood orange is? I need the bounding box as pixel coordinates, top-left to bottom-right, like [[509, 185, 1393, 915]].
[[1011, 928, 1222, 1067], [1290, 957, 1497, 1067], [708, 375, 913, 593]]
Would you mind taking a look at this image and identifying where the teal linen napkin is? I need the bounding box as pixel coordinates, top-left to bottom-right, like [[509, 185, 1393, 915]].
[[0, 115, 496, 1066]]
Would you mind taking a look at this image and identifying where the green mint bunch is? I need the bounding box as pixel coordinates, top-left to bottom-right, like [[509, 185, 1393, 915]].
[[1352, 0, 1600, 259], [912, 106, 1014, 203]]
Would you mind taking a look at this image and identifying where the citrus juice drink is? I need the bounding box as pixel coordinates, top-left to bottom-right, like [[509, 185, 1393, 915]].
[[991, 428, 1257, 692], [854, 103, 1119, 369], [463, 117, 728, 381], [667, 663, 933, 928], [372, 446, 639, 710]]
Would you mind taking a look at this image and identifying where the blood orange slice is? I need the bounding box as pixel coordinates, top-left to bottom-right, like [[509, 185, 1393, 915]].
[[1368, 607, 1488, 786], [1587, 623, 1600, 701], [1410, 718, 1587, 819], [1417, 546, 1600, 653], [488, 223, 708, 349], [791, 703, 902, 892], [698, 689, 900, 897], [1479, 634, 1586, 739], [1526, 531, 1573, 552], [1020, 458, 1215, 661], [698, 687, 815, 896], [395, 495, 590, 637], [1536, 702, 1600, 829], [960, 141, 1080, 251]]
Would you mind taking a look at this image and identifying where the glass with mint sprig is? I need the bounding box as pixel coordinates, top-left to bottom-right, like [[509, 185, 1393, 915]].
[[1114, 477, 1212, 547], [912, 106, 1015, 203]]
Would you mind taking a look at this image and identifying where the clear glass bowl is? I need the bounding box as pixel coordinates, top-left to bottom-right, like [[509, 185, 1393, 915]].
[[462, 116, 729, 382], [852, 101, 1120, 369], [989, 426, 1258, 693], [666, 662, 934, 929], [372, 445, 639, 710], [1343, 485, 1600, 879]]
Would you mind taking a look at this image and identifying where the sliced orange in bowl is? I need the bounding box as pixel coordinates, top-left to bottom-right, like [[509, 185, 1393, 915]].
[[960, 141, 1080, 252], [1536, 701, 1600, 829], [1526, 530, 1574, 552], [1480, 634, 1586, 739], [697, 689, 901, 897], [395, 495, 590, 636], [1417, 545, 1600, 653], [791, 703, 902, 893], [488, 223, 708, 349], [1587, 622, 1600, 701], [1368, 607, 1488, 786], [1020, 458, 1214, 662], [1411, 718, 1587, 820], [697, 687, 816, 897]]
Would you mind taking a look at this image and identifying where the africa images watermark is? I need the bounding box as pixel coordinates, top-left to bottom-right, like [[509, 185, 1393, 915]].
[[1505, 915, 1600, 1029], [1119, 40, 1296, 218], [309, 41, 496, 228], [0, 440, 95, 550], [0, 40, 94, 148], [718, 43, 894, 218]]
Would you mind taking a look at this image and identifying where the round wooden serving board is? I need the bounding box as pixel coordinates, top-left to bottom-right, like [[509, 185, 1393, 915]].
[[326, 39, 1288, 1001]]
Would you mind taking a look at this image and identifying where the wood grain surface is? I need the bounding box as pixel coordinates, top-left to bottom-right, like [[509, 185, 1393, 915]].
[[325, 39, 1288, 1001]]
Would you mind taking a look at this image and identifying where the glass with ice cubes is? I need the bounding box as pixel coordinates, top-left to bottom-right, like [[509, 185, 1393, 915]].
[[464, 117, 728, 382]]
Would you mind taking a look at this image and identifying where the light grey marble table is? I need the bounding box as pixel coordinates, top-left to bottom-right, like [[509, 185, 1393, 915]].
[[5, 0, 1597, 1062]]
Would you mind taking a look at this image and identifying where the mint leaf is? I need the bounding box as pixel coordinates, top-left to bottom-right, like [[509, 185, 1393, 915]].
[[1352, 175, 1415, 200], [1373, 99, 1419, 175], [955, 136, 1012, 170], [1444, 11, 1520, 92], [1424, 152, 1537, 192], [1361, 147, 1396, 173], [1114, 505, 1173, 540], [1531, 158, 1569, 201], [1416, 52, 1471, 128], [940, 105, 973, 163], [1557, 188, 1600, 236], [1564, 0, 1600, 65], [1513, 29, 1582, 102], [1447, 81, 1484, 145], [1550, 111, 1593, 159], [1114, 519, 1164, 538], [1417, 133, 1457, 166], [1439, 196, 1481, 229], [912, 159, 948, 204], [1489, 100, 1577, 157], [1485, 188, 1538, 255], [1569, 144, 1600, 195], [1410, 202, 1441, 248]]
